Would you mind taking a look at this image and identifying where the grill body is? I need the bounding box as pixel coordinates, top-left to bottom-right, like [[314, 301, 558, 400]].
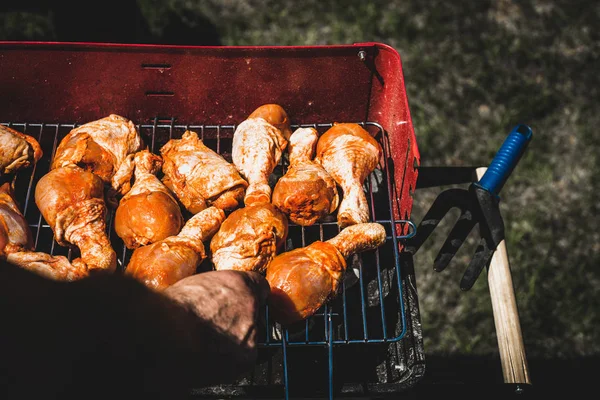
[[0, 41, 424, 398]]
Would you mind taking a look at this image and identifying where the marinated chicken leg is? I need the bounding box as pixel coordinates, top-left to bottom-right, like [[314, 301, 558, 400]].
[[160, 130, 247, 214], [232, 104, 291, 205], [0, 125, 43, 176], [0, 134, 88, 281], [315, 123, 383, 228], [266, 222, 386, 324], [272, 127, 339, 226], [0, 128, 41, 256], [50, 114, 144, 203], [31, 114, 143, 277], [115, 150, 184, 249], [125, 206, 225, 291], [7, 251, 89, 281], [0, 182, 88, 281], [35, 165, 116, 274], [0, 181, 34, 256], [210, 203, 288, 273]]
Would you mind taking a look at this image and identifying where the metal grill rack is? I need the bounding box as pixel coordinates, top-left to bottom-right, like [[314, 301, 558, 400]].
[[4, 120, 420, 399]]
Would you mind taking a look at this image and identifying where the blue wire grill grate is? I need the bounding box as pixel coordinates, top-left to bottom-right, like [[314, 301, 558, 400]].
[[4, 120, 417, 399]]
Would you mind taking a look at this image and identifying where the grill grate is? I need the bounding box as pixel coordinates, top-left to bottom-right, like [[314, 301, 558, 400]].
[[4, 120, 416, 399]]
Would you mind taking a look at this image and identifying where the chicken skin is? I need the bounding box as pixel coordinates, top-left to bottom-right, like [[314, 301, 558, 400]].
[[272, 127, 339, 226], [210, 202, 288, 273], [211, 104, 291, 273], [50, 114, 144, 203], [115, 150, 184, 249], [35, 165, 116, 275], [266, 222, 386, 324], [232, 104, 291, 205], [0, 131, 88, 281], [125, 206, 225, 291], [1, 182, 88, 281], [0, 127, 42, 256], [160, 130, 248, 214], [247, 104, 293, 141], [31, 114, 144, 278], [315, 123, 383, 228], [0, 125, 43, 176], [0, 181, 34, 256]]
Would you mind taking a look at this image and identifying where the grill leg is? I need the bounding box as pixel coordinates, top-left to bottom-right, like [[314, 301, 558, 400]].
[[327, 313, 334, 400], [281, 329, 290, 400]]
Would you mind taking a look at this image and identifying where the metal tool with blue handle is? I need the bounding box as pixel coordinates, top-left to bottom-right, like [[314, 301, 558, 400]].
[[405, 124, 532, 290]]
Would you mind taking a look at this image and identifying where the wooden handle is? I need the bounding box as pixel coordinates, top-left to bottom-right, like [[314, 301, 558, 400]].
[[476, 167, 531, 384]]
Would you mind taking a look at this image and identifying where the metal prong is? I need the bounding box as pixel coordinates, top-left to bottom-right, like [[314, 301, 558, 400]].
[[460, 237, 495, 291], [433, 210, 476, 272]]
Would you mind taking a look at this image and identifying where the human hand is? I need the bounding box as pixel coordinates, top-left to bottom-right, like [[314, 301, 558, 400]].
[[163, 270, 269, 384]]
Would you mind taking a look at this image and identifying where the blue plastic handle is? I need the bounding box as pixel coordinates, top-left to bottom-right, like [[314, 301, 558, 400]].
[[475, 124, 532, 196]]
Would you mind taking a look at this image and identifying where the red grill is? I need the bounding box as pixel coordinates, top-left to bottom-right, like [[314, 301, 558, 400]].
[[0, 41, 424, 398]]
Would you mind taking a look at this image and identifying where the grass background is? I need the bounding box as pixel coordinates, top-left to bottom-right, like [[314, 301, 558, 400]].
[[1, 0, 599, 390]]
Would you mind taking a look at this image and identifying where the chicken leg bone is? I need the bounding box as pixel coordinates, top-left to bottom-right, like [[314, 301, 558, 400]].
[[316, 123, 382, 228], [232, 104, 291, 205], [266, 222, 386, 324]]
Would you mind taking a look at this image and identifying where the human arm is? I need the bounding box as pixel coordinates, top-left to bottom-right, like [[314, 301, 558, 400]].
[[0, 261, 267, 399]]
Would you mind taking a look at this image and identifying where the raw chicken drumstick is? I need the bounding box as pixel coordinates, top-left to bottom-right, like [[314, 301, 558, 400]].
[[33, 114, 144, 277], [0, 126, 46, 271], [0, 125, 85, 280], [0, 125, 43, 177], [266, 222, 386, 325], [125, 206, 225, 291], [316, 123, 383, 228], [210, 104, 291, 272], [115, 150, 184, 249], [160, 130, 247, 214], [232, 104, 292, 205], [0, 182, 34, 257], [50, 114, 144, 203], [210, 202, 288, 273], [272, 127, 339, 226], [35, 165, 116, 275], [0, 179, 87, 280], [0, 129, 87, 280]]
